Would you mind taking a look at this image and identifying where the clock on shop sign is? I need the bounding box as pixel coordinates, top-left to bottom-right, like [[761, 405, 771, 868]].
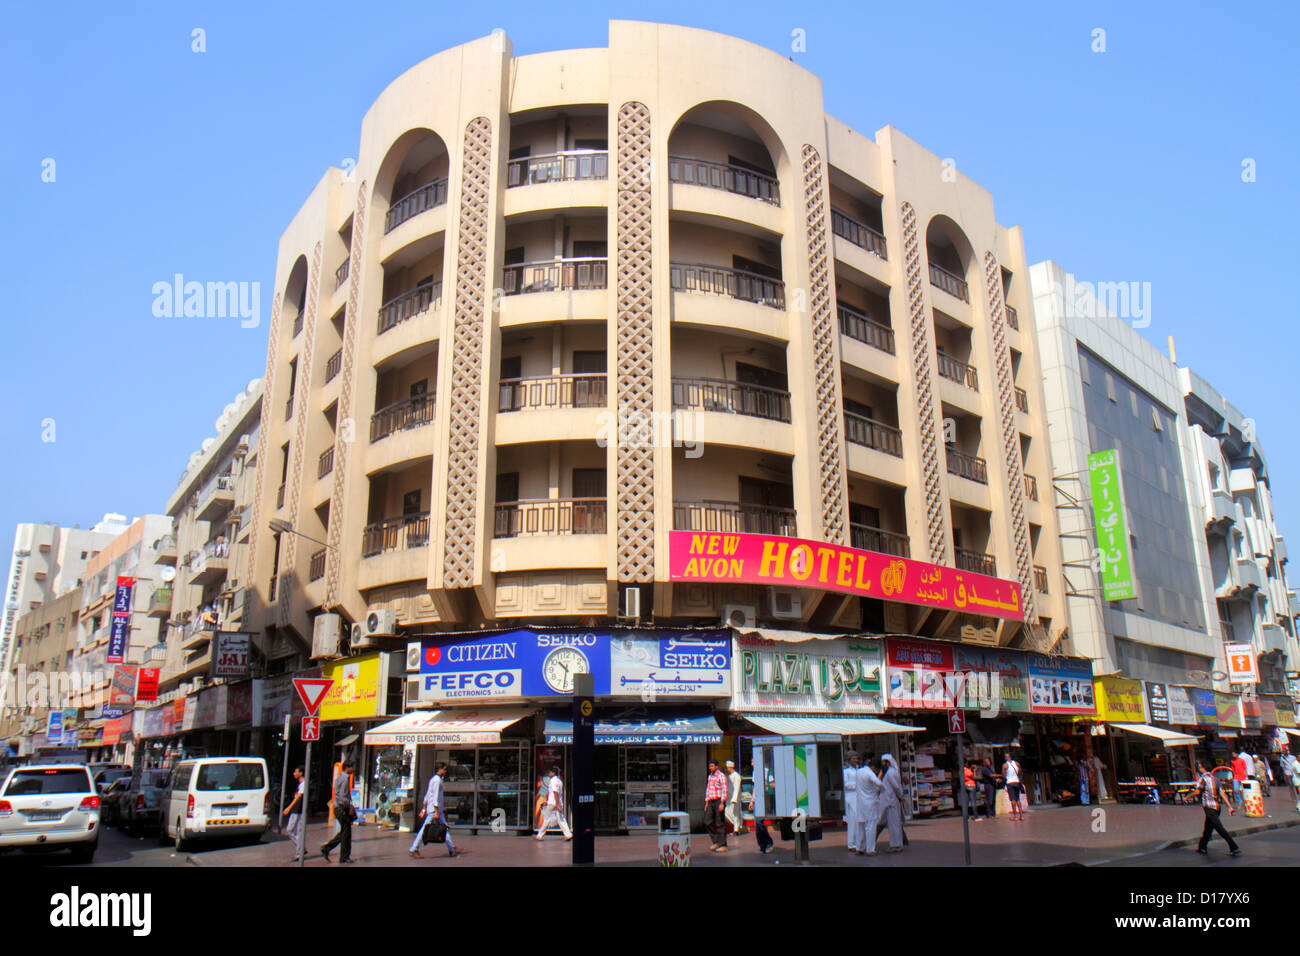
[[543, 646, 590, 694]]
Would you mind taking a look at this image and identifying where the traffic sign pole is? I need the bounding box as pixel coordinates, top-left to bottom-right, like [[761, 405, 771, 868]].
[[300, 740, 311, 870]]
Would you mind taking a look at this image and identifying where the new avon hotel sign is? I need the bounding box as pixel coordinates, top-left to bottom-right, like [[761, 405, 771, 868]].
[[669, 532, 1025, 621]]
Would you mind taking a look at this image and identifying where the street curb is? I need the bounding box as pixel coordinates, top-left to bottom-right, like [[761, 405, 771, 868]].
[[1082, 816, 1300, 866]]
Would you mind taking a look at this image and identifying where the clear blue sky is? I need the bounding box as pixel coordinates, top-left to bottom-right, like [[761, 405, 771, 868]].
[[2, 2, 1297, 549]]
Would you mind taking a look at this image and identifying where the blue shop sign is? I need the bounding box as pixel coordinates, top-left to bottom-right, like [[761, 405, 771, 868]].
[[418, 629, 731, 703]]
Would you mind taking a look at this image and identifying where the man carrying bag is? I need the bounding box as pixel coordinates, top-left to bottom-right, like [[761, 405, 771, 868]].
[[320, 759, 357, 864], [409, 762, 458, 859]]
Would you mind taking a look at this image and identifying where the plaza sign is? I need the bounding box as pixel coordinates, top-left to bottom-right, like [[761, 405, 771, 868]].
[[733, 635, 883, 714]]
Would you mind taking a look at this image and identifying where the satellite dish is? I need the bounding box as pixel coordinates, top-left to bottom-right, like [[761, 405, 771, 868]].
[[159, 566, 177, 583]]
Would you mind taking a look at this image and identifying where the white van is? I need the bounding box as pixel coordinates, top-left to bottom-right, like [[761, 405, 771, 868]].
[[162, 757, 269, 851]]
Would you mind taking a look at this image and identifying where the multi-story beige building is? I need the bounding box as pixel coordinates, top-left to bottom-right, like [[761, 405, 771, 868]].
[[0, 590, 83, 758], [156, 381, 264, 694], [246, 22, 1065, 655]]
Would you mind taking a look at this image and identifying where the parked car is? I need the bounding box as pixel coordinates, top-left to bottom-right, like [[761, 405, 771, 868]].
[[89, 764, 131, 795], [100, 776, 132, 827], [0, 764, 101, 861], [120, 770, 171, 835], [162, 757, 269, 851]]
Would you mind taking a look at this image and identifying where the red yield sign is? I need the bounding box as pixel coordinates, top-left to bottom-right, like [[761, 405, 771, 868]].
[[293, 677, 334, 717]]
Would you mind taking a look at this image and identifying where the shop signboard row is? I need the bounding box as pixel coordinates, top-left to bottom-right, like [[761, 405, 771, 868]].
[[668, 531, 1025, 621], [133, 678, 303, 739], [416, 629, 731, 705]]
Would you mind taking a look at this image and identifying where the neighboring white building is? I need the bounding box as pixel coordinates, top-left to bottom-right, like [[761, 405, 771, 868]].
[[1030, 260, 1220, 684], [0, 515, 129, 715], [1178, 366, 1298, 694]]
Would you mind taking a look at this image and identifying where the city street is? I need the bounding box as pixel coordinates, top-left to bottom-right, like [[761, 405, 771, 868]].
[[8, 792, 1293, 868]]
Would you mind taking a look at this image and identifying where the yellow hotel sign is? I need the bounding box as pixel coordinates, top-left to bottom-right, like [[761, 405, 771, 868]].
[[1094, 676, 1146, 723]]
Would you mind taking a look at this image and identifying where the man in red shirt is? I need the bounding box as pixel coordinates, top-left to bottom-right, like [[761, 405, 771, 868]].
[[705, 760, 729, 853], [1230, 754, 1248, 809]]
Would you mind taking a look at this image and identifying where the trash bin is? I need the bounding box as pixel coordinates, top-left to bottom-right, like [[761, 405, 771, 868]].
[[657, 811, 691, 867], [1242, 779, 1266, 818]]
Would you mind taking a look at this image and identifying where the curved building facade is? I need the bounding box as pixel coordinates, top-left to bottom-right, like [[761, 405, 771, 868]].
[[246, 21, 1066, 657]]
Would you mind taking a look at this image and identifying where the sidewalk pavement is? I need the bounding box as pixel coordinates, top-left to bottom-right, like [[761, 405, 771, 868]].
[[189, 792, 1300, 868]]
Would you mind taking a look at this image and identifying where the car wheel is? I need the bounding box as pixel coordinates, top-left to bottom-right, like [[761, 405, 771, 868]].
[[71, 840, 97, 864]]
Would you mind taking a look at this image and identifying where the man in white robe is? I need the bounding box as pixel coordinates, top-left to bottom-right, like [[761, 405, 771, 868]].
[[855, 758, 884, 855], [880, 753, 905, 852], [843, 751, 861, 852]]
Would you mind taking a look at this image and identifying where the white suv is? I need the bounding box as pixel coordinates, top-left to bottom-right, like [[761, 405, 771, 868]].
[[0, 764, 101, 862]]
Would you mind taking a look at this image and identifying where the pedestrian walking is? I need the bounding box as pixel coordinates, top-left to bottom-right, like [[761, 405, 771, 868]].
[[855, 756, 884, 855], [1003, 754, 1025, 821], [409, 762, 458, 859], [749, 793, 774, 854], [978, 756, 998, 818], [963, 762, 981, 821], [704, 759, 728, 852], [1253, 755, 1270, 797], [1230, 752, 1248, 808], [1192, 761, 1242, 858], [724, 760, 743, 834], [534, 767, 572, 841], [879, 753, 905, 853], [1288, 753, 1300, 811], [320, 759, 356, 864], [843, 751, 861, 851], [1076, 758, 1090, 806], [281, 766, 305, 862]]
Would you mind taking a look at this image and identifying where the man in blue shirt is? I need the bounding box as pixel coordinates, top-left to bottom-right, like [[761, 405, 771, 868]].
[[410, 762, 458, 858]]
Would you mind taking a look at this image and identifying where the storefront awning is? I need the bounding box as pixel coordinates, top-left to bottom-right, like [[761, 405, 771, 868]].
[[735, 627, 864, 644], [363, 706, 535, 746], [740, 714, 920, 737], [544, 708, 723, 744], [1280, 728, 1300, 741], [334, 734, 359, 748], [1111, 723, 1200, 747]]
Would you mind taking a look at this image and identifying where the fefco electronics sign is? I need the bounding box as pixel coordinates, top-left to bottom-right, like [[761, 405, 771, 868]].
[[418, 629, 731, 703]]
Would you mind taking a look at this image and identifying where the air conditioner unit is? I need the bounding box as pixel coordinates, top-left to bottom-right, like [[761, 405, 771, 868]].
[[311, 613, 342, 660], [770, 588, 803, 620], [361, 608, 398, 640], [723, 604, 757, 630], [405, 675, 421, 705], [236, 434, 251, 453], [619, 585, 642, 621], [347, 622, 370, 651], [406, 641, 422, 673]]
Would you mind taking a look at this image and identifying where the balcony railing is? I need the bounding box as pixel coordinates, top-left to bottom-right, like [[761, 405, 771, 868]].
[[669, 262, 785, 309], [667, 155, 779, 205], [843, 411, 903, 457], [1005, 304, 1019, 330], [494, 498, 607, 537], [850, 524, 910, 558], [671, 377, 792, 423], [946, 448, 988, 484], [385, 178, 448, 233], [937, 353, 978, 390], [1024, 474, 1039, 501], [956, 548, 997, 577], [362, 513, 431, 557], [309, 548, 326, 582], [673, 499, 797, 538], [335, 258, 350, 290], [499, 374, 607, 411], [929, 262, 969, 302], [831, 208, 888, 260], [370, 394, 437, 443], [325, 348, 343, 383], [503, 257, 607, 295], [318, 445, 334, 480], [378, 280, 441, 335], [1033, 565, 1049, 593], [838, 305, 895, 354], [507, 149, 608, 187], [1015, 386, 1028, 413]]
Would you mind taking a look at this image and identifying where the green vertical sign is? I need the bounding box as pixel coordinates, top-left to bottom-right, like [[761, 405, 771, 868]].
[[1088, 450, 1136, 601]]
